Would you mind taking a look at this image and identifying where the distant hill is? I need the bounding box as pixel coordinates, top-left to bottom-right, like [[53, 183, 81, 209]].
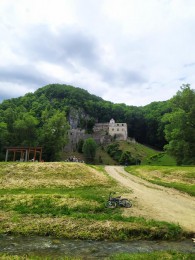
[[0, 84, 173, 161]]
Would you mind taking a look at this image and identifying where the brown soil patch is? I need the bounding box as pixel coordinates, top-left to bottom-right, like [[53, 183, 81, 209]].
[[105, 166, 195, 232]]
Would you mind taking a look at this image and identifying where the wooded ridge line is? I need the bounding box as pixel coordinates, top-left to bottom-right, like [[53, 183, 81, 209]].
[[0, 83, 194, 165]]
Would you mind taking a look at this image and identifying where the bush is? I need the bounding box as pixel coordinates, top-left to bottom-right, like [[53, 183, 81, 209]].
[[82, 138, 97, 163], [119, 151, 138, 165], [106, 143, 122, 162]]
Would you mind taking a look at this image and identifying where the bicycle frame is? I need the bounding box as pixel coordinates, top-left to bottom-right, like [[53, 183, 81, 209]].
[[106, 192, 132, 208]]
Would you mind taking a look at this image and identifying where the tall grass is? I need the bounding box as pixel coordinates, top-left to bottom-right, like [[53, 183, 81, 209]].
[[1, 252, 194, 260], [125, 165, 195, 196], [0, 162, 191, 240], [109, 251, 195, 260]]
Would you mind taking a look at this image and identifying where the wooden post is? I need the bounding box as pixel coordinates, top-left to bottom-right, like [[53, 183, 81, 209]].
[[34, 148, 36, 161], [5, 149, 9, 162], [28, 148, 30, 161], [25, 149, 28, 162], [39, 147, 42, 161]]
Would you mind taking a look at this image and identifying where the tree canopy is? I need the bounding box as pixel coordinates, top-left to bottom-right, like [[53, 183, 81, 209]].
[[162, 84, 195, 165], [0, 83, 194, 164], [82, 138, 97, 163]]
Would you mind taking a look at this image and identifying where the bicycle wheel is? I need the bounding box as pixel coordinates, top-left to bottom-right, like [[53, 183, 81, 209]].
[[105, 201, 117, 208], [121, 199, 132, 208]]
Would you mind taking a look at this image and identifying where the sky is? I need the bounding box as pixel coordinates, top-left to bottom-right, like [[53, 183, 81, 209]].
[[0, 0, 195, 106]]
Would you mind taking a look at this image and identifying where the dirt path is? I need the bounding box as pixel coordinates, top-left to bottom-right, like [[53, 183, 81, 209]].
[[105, 166, 195, 232]]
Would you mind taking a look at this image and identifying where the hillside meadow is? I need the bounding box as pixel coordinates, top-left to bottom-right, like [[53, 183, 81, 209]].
[[0, 162, 190, 241], [70, 140, 177, 166], [125, 165, 195, 196], [118, 141, 176, 166]]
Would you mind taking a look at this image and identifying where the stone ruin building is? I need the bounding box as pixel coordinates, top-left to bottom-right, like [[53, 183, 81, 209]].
[[108, 118, 128, 140], [93, 118, 128, 141], [65, 118, 128, 152]]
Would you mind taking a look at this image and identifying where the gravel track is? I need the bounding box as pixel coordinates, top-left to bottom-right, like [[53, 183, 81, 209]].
[[105, 166, 195, 232]]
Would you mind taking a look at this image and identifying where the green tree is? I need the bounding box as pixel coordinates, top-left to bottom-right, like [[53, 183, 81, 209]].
[[142, 101, 172, 149], [162, 84, 195, 165], [119, 151, 137, 165], [82, 138, 97, 163], [106, 142, 122, 162], [0, 122, 9, 160], [39, 111, 69, 161], [77, 139, 84, 153], [13, 113, 39, 146], [3, 107, 17, 142]]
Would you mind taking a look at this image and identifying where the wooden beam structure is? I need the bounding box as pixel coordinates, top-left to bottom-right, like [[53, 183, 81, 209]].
[[5, 147, 43, 162]]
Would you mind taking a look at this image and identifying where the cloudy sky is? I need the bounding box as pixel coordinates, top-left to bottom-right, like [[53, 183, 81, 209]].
[[0, 0, 195, 106]]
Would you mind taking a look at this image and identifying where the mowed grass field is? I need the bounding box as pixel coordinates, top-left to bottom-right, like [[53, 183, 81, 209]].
[[0, 251, 194, 260], [0, 162, 191, 241], [125, 165, 195, 196]]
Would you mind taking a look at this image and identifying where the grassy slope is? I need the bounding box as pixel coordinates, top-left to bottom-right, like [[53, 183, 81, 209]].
[[62, 145, 118, 165], [94, 146, 117, 165], [0, 162, 189, 240], [62, 140, 176, 166], [125, 165, 195, 196], [118, 141, 176, 166]]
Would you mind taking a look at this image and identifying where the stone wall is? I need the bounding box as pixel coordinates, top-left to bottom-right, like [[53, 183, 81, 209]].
[[64, 118, 128, 152], [108, 122, 128, 140], [92, 119, 128, 142], [64, 129, 91, 152], [93, 123, 109, 133]]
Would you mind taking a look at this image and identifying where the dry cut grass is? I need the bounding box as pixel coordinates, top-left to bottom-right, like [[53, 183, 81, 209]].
[[0, 162, 109, 189], [0, 163, 189, 241], [134, 166, 195, 184], [125, 165, 195, 196]]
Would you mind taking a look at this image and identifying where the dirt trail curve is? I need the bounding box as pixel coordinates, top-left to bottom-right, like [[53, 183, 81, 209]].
[[105, 166, 195, 233]]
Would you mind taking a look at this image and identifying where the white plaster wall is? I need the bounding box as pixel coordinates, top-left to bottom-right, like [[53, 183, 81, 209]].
[[108, 123, 127, 140]]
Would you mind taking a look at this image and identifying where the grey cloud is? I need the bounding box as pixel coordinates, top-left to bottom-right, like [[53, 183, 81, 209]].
[[16, 25, 100, 69], [184, 62, 195, 67], [0, 24, 110, 101], [118, 69, 146, 84], [0, 84, 33, 103], [0, 91, 13, 103], [59, 30, 99, 65], [101, 67, 146, 86], [1, 23, 146, 102], [0, 65, 49, 86], [179, 76, 187, 81]]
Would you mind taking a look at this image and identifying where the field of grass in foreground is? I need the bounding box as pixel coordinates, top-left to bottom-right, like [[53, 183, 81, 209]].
[[0, 251, 195, 260], [0, 162, 191, 240], [125, 165, 195, 196], [109, 251, 195, 260]]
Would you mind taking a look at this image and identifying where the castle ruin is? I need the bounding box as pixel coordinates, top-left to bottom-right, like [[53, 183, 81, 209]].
[[93, 119, 128, 141], [65, 119, 128, 152]]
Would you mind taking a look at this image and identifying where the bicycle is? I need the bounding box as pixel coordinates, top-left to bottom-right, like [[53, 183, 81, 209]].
[[105, 192, 132, 208]]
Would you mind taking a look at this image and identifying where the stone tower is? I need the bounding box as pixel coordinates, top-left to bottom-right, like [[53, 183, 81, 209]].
[[108, 119, 127, 140]]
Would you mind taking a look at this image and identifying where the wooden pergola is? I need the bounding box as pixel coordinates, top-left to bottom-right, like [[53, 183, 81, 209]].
[[5, 147, 43, 162]]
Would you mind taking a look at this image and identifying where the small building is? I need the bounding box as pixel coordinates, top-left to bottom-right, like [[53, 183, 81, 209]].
[[93, 119, 128, 141], [108, 119, 128, 140]]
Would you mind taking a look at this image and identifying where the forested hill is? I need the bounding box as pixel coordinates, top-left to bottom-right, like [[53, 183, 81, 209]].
[[0, 84, 170, 148], [0, 84, 194, 164], [35, 84, 171, 149]]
